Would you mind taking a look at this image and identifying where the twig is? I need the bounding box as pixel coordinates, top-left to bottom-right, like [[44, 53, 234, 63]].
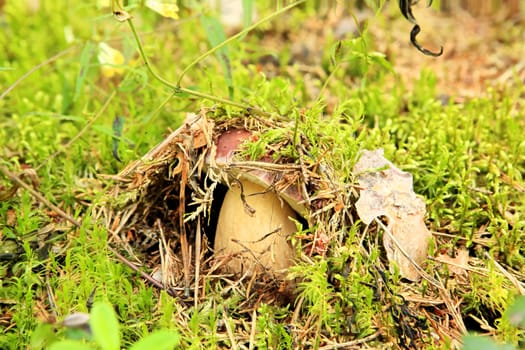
[[107, 245, 177, 298], [430, 256, 487, 276], [0, 165, 81, 227], [228, 161, 302, 171], [230, 238, 272, 276], [374, 219, 440, 289], [223, 314, 239, 350], [194, 217, 201, 308], [291, 295, 304, 325], [296, 140, 313, 209], [125, 18, 266, 114], [375, 218, 467, 334], [157, 219, 175, 289], [45, 273, 58, 319], [118, 1, 306, 116], [238, 227, 282, 245], [485, 251, 525, 295], [249, 309, 257, 350], [178, 146, 192, 298], [317, 329, 381, 349]]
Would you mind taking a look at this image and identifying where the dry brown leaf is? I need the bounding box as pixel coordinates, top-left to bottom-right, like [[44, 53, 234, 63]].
[[354, 149, 432, 281], [6, 209, 16, 227], [436, 248, 469, 277]]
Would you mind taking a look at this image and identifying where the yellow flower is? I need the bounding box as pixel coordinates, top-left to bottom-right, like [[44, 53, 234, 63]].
[[97, 42, 125, 78], [145, 0, 179, 19]]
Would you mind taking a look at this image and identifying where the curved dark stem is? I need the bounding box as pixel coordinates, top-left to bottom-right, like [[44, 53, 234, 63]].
[[410, 24, 443, 57], [399, 0, 418, 23], [399, 0, 443, 57]]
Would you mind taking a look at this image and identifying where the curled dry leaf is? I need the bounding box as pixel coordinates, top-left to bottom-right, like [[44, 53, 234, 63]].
[[435, 248, 469, 277], [353, 149, 431, 281]]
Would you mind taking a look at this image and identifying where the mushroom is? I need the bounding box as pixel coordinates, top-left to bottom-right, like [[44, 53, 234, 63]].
[[214, 179, 297, 275], [208, 128, 303, 276]]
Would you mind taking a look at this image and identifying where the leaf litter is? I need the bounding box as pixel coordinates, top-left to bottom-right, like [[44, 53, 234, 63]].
[[354, 149, 432, 281]]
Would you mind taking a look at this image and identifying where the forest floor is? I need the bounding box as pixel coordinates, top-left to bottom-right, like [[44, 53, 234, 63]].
[[1, 1, 524, 349]]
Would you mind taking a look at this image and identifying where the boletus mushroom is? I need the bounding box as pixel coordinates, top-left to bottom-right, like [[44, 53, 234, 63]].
[[209, 128, 302, 276], [214, 179, 297, 275]]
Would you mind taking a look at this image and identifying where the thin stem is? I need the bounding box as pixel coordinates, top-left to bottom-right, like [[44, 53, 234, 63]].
[[127, 19, 265, 114], [176, 0, 306, 87], [124, 1, 305, 114], [127, 20, 177, 89], [0, 165, 81, 227], [178, 86, 253, 110], [314, 62, 340, 104], [0, 46, 76, 102]]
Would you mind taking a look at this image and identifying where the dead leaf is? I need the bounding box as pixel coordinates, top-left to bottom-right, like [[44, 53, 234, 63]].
[[436, 248, 469, 277], [6, 209, 16, 227], [354, 149, 432, 281], [0, 184, 18, 202]]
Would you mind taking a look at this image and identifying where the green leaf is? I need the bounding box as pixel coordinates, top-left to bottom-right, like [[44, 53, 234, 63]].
[[49, 340, 95, 350], [129, 330, 181, 350], [507, 295, 525, 328], [242, 0, 254, 29], [200, 14, 233, 98], [30, 323, 57, 349], [112, 115, 125, 162], [64, 327, 92, 341], [74, 41, 95, 102], [59, 70, 73, 114], [462, 334, 514, 350], [89, 302, 120, 350]]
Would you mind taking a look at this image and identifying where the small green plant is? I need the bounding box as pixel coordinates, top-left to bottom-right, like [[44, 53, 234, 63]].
[[462, 334, 515, 350], [462, 295, 525, 350], [31, 301, 180, 350]]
